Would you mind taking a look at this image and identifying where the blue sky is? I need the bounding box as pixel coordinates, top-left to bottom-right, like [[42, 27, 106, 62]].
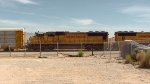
[[0, 0, 150, 36]]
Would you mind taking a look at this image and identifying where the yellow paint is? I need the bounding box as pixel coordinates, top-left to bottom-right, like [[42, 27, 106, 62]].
[[115, 32, 150, 43], [16, 30, 25, 49], [30, 33, 108, 44]]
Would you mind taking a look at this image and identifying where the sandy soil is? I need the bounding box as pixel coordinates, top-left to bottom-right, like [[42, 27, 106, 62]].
[[0, 54, 149, 84]]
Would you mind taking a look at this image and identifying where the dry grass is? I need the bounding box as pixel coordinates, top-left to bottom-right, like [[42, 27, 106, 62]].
[[125, 52, 137, 65], [78, 50, 84, 57], [126, 50, 150, 68], [137, 50, 150, 68]]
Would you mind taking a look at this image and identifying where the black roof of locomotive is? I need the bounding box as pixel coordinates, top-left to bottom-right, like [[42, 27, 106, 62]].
[[45, 31, 108, 33], [115, 31, 150, 33], [114, 31, 150, 36], [35, 31, 108, 36]]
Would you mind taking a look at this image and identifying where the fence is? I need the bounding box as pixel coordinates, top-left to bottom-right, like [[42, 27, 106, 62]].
[[103, 40, 150, 59], [0, 42, 104, 57], [0, 43, 108, 58]]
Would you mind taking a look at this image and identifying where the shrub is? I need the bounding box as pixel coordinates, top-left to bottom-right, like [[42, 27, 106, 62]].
[[125, 55, 133, 64], [145, 50, 150, 68], [130, 52, 137, 61], [78, 50, 84, 57], [136, 50, 145, 65], [125, 52, 138, 64], [138, 50, 150, 68], [125, 50, 150, 68], [135, 50, 150, 68]]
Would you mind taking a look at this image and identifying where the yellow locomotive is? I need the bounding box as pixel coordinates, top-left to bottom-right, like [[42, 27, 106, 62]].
[[115, 31, 150, 44], [28, 31, 108, 51]]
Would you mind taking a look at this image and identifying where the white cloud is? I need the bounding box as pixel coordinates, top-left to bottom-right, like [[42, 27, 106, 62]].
[[71, 18, 96, 26], [15, 0, 37, 5], [0, 19, 18, 25], [4, 10, 35, 15], [122, 6, 150, 15], [137, 14, 150, 19], [0, 19, 68, 32], [0, 0, 37, 7], [0, 19, 37, 31], [121, 5, 150, 22], [0, 19, 44, 33]]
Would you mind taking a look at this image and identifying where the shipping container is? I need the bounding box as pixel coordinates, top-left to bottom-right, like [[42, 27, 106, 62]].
[[0, 28, 25, 51]]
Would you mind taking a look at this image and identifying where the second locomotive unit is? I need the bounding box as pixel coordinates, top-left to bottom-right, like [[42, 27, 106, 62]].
[[115, 31, 150, 45], [28, 31, 108, 51]]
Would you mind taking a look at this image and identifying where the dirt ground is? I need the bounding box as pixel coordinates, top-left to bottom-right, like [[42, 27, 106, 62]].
[[0, 53, 149, 84]]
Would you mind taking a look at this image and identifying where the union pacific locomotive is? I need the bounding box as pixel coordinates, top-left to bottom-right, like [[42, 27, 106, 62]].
[[115, 31, 150, 45], [28, 31, 108, 51]]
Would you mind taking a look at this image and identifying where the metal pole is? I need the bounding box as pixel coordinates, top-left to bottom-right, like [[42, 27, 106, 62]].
[[23, 28, 26, 57], [109, 41, 111, 60], [103, 42, 105, 56], [131, 43, 132, 55], [40, 40, 42, 57], [92, 44, 94, 56], [57, 42, 58, 56], [81, 42, 82, 50], [9, 45, 11, 57], [118, 41, 120, 56], [24, 45, 26, 57]]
